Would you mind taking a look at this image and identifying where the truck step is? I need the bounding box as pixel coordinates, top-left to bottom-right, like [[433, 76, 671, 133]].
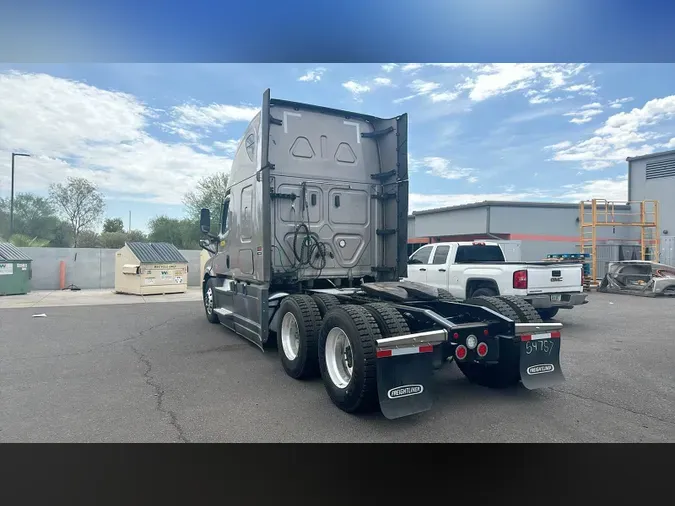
[[214, 307, 233, 317]]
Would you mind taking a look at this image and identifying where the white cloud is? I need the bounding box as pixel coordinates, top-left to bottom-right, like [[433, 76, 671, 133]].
[[564, 103, 604, 124], [409, 191, 538, 212], [412, 156, 476, 181], [401, 63, 423, 73], [213, 139, 240, 155], [342, 80, 371, 99], [409, 79, 441, 95], [298, 67, 327, 82], [546, 95, 675, 170], [373, 77, 393, 86], [0, 71, 235, 207], [381, 63, 398, 73], [430, 91, 460, 103], [565, 83, 598, 95], [168, 103, 259, 132], [609, 97, 634, 109], [559, 175, 628, 202]]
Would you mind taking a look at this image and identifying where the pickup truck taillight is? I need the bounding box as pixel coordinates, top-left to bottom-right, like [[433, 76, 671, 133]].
[[513, 270, 528, 290]]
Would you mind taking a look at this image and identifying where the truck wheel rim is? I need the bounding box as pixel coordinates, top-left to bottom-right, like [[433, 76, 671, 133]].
[[325, 327, 353, 389], [205, 287, 214, 315], [280, 312, 300, 360]]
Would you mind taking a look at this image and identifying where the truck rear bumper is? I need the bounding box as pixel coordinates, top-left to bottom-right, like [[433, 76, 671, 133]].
[[526, 292, 588, 309]]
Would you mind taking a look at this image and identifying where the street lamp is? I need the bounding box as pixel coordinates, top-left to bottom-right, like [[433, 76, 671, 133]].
[[9, 152, 30, 237]]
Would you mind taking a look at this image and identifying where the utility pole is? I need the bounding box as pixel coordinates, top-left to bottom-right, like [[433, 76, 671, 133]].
[[129, 211, 131, 232], [9, 152, 30, 237]]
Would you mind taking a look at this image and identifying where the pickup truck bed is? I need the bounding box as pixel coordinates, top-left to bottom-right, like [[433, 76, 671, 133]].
[[405, 241, 588, 319]]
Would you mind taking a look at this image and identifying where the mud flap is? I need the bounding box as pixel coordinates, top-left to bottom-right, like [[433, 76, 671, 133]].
[[376, 350, 434, 420], [519, 332, 565, 389]]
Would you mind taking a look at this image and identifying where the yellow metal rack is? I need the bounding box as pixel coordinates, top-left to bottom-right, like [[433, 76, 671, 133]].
[[579, 199, 660, 284]]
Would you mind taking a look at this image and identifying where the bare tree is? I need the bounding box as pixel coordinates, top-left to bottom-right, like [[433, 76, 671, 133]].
[[49, 177, 105, 247], [183, 172, 229, 230]]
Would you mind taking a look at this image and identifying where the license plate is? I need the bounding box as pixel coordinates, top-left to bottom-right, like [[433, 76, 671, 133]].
[[550, 294, 562, 302]]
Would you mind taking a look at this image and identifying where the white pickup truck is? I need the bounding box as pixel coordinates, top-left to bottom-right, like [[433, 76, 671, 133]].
[[405, 241, 588, 320]]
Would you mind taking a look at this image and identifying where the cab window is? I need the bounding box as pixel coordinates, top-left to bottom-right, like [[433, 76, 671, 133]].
[[408, 245, 432, 265]]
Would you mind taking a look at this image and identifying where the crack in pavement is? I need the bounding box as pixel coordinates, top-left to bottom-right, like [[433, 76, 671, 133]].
[[130, 343, 190, 443], [551, 387, 675, 427]]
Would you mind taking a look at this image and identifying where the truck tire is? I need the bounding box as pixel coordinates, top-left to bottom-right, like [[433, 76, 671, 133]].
[[318, 305, 382, 414], [495, 295, 543, 324], [471, 286, 498, 298], [437, 288, 456, 301], [363, 302, 410, 337], [457, 295, 522, 388], [203, 278, 219, 324], [278, 294, 322, 380], [537, 307, 559, 320], [311, 293, 341, 318], [464, 295, 520, 322]]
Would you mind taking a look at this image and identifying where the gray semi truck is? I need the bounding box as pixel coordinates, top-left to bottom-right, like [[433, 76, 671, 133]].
[[198, 89, 565, 420]]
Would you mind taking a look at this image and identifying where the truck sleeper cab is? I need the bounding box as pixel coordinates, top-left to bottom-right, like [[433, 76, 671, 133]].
[[199, 90, 566, 420]]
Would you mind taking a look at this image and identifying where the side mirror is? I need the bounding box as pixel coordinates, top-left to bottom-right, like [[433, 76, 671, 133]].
[[200, 208, 211, 234]]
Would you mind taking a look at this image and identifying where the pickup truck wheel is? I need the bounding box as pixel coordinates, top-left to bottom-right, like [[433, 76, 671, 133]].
[[363, 303, 410, 337], [537, 308, 559, 320], [495, 295, 543, 323], [318, 305, 381, 414], [471, 287, 498, 298], [203, 278, 219, 324], [311, 293, 341, 318], [278, 295, 322, 380]]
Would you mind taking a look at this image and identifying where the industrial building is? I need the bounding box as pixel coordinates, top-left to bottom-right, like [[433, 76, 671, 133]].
[[407, 148, 675, 277]]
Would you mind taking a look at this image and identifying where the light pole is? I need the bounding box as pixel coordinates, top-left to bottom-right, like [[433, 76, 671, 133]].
[[10, 152, 30, 237]]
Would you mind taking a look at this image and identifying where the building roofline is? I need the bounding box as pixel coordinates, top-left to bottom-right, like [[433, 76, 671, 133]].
[[626, 149, 675, 162], [412, 199, 630, 216]]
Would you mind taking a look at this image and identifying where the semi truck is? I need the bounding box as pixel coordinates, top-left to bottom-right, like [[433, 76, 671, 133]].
[[198, 89, 565, 420]]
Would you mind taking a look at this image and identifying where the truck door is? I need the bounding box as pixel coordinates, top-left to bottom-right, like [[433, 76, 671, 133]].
[[425, 244, 450, 290], [406, 244, 433, 284]]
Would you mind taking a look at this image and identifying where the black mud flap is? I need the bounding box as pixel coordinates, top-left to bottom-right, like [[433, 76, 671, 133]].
[[376, 351, 434, 420], [519, 333, 565, 390]]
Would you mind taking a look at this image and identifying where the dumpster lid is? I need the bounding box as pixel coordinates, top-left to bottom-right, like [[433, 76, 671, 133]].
[[126, 242, 188, 264], [0, 242, 32, 261]]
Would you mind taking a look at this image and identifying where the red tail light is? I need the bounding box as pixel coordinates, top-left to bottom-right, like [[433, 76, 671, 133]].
[[455, 345, 467, 360], [513, 269, 528, 289], [476, 342, 488, 357]]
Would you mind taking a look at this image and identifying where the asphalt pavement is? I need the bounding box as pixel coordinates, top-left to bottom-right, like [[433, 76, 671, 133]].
[[1, 292, 673, 442]]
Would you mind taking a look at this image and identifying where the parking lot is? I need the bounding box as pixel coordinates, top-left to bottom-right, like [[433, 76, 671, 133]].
[[1, 291, 674, 442]]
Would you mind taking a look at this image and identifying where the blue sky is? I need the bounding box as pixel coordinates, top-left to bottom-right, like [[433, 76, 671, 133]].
[[1, 63, 675, 232]]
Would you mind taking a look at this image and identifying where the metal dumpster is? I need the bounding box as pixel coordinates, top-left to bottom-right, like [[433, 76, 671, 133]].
[[0, 242, 32, 296]]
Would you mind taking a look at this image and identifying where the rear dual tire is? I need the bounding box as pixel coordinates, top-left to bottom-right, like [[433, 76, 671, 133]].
[[457, 295, 540, 388]]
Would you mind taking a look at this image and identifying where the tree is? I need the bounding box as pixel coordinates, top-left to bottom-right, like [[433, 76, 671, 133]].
[[182, 172, 229, 231], [126, 229, 147, 242], [103, 217, 125, 233], [148, 215, 200, 249], [49, 177, 105, 247], [77, 230, 101, 248], [0, 193, 60, 242]]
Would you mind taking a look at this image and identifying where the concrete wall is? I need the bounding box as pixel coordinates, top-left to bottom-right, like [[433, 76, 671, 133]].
[[20, 247, 205, 290]]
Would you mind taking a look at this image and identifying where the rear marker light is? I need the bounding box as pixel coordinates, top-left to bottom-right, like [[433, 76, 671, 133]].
[[551, 331, 561, 339], [466, 334, 478, 349], [453, 332, 460, 340], [455, 345, 467, 360], [376, 345, 435, 359], [418, 345, 434, 354], [376, 350, 392, 358], [477, 342, 488, 357], [483, 329, 489, 336]]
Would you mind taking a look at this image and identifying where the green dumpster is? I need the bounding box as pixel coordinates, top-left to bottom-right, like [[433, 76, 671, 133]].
[[0, 242, 33, 296]]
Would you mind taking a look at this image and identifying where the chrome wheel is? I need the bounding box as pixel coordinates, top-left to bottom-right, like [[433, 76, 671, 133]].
[[280, 312, 300, 361], [325, 327, 353, 389], [204, 287, 214, 315]]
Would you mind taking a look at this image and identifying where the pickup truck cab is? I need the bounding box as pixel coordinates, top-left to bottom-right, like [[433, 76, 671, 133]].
[[405, 241, 588, 320]]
